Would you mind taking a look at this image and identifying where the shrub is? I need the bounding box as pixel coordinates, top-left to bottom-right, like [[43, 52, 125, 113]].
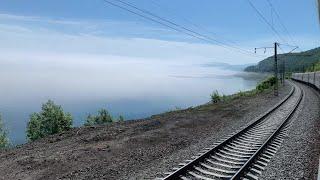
[[256, 76, 277, 92], [210, 90, 221, 103], [0, 114, 9, 148], [221, 94, 229, 102], [85, 109, 113, 126], [26, 113, 43, 141], [26, 100, 73, 141], [208, 76, 277, 105], [237, 90, 246, 97], [118, 115, 125, 122]]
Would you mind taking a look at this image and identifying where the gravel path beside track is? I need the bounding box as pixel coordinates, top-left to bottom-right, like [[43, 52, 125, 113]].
[[260, 81, 320, 179]]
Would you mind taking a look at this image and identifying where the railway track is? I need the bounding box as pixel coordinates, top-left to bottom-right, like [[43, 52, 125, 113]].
[[160, 82, 303, 180]]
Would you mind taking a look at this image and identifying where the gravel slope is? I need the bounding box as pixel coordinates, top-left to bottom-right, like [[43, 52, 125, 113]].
[[260, 81, 320, 179], [0, 85, 290, 180]]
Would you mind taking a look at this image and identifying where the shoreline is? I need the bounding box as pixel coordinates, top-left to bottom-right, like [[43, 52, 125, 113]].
[[7, 71, 268, 146], [0, 82, 291, 179]]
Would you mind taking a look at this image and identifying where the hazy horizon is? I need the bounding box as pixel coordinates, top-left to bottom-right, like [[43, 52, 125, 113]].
[[1, 62, 266, 144]]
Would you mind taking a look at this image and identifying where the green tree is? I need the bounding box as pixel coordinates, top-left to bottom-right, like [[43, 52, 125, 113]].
[[26, 113, 43, 141], [118, 115, 125, 122], [84, 108, 113, 126], [26, 100, 73, 141], [0, 114, 9, 148], [85, 114, 96, 126], [210, 90, 221, 103], [244, 47, 320, 73], [256, 76, 277, 92]]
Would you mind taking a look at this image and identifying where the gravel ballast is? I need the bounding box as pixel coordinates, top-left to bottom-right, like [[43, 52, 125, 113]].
[[0, 85, 291, 180], [260, 81, 320, 179]]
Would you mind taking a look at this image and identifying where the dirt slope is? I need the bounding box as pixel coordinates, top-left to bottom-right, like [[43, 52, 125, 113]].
[[0, 86, 290, 180]]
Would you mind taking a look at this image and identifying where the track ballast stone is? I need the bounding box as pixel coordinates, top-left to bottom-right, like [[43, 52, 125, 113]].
[[260, 81, 320, 179]]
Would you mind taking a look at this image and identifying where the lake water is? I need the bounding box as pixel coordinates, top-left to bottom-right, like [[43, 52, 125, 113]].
[[0, 57, 266, 145]]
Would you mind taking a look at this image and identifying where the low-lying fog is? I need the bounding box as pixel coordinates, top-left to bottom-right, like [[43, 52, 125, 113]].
[[0, 53, 266, 144]]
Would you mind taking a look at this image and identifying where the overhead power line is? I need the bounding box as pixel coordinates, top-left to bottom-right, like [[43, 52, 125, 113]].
[[102, 1, 211, 42], [148, 0, 242, 49], [111, 0, 263, 57], [265, 0, 300, 49], [103, 0, 265, 57], [246, 0, 289, 44], [114, 0, 223, 43]]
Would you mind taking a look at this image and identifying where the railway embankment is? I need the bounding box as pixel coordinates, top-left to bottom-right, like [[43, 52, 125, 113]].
[[259, 80, 320, 179], [0, 84, 291, 179]]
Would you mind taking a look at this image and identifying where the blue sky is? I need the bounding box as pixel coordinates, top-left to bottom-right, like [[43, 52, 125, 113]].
[[0, 0, 318, 37], [0, 0, 319, 65]]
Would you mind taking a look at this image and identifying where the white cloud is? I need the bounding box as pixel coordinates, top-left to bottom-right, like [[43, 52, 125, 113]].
[[0, 21, 263, 64], [0, 13, 318, 105], [0, 16, 255, 105]]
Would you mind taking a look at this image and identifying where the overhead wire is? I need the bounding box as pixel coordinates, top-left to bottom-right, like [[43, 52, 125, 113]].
[[265, 0, 301, 50], [103, 0, 266, 58], [148, 0, 242, 49], [102, 0, 214, 43], [148, 0, 269, 58], [113, 0, 264, 57], [246, 0, 290, 44]]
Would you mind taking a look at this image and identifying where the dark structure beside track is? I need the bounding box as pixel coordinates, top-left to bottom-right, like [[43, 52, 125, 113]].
[[292, 72, 320, 91]]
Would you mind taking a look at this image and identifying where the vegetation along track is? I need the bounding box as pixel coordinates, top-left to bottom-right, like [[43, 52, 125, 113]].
[[160, 81, 303, 180]]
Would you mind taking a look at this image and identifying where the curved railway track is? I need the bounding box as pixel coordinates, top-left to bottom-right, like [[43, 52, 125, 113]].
[[160, 81, 303, 180]]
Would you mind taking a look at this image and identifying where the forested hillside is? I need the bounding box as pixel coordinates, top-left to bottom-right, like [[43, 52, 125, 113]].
[[244, 47, 320, 73]]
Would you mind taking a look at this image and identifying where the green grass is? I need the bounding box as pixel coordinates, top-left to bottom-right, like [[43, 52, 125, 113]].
[[210, 76, 276, 104], [156, 76, 278, 116]]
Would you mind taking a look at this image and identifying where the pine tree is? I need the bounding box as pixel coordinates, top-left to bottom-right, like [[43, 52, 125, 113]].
[[26, 100, 73, 141]]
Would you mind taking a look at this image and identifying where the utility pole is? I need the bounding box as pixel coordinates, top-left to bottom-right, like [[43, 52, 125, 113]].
[[313, 63, 315, 72], [313, 63, 316, 85], [254, 43, 279, 96], [254, 43, 298, 96], [274, 42, 278, 96], [282, 59, 285, 86], [279, 58, 284, 85]]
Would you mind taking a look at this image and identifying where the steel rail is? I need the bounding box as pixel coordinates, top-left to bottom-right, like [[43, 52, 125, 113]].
[[231, 83, 303, 179], [163, 82, 298, 180]]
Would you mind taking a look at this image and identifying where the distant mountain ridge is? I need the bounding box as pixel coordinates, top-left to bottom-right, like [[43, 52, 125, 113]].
[[244, 47, 320, 73], [203, 62, 255, 71]]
